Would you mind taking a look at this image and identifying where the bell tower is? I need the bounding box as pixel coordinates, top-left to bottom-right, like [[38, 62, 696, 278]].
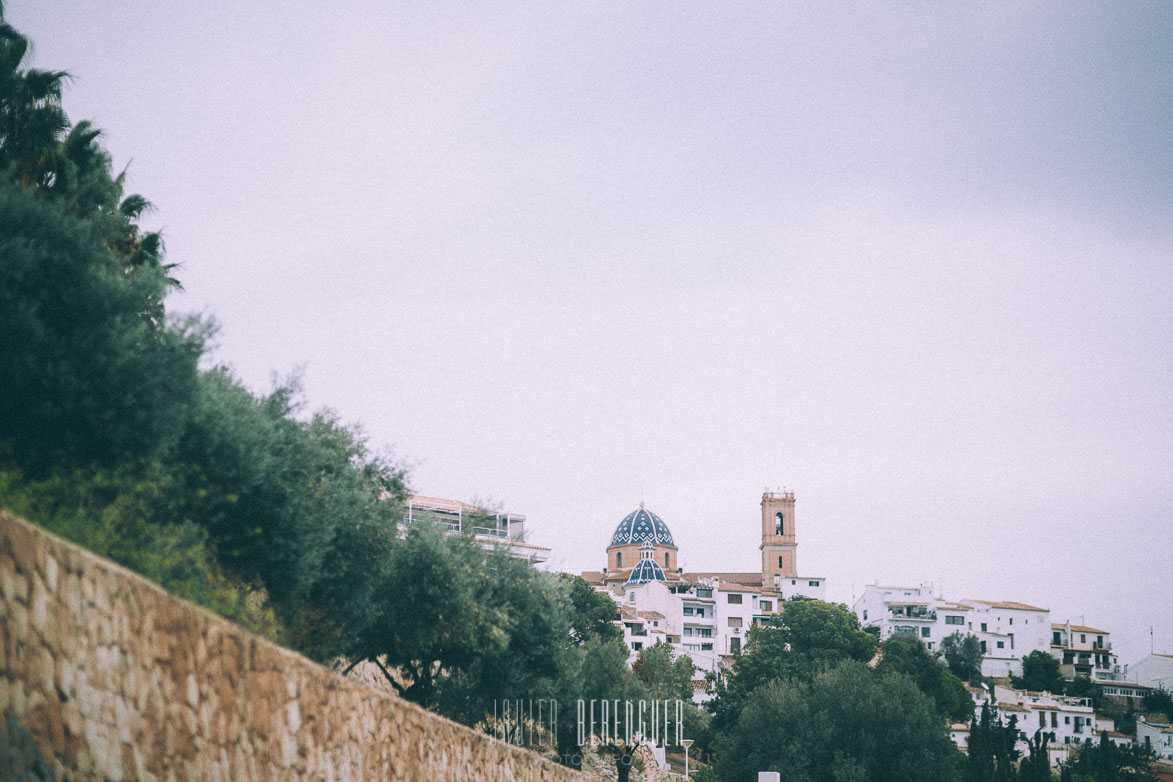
[[760, 490, 797, 586]]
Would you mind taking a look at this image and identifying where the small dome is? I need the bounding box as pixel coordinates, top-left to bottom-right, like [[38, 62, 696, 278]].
[[609, 504, 676, 548], [625, 557, 667, 585]]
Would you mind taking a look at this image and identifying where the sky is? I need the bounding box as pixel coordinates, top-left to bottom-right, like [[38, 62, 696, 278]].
[[12, 2, 1172, 665]]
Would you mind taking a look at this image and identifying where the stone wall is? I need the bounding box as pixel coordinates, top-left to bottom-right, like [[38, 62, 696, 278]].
[[0, 511, 600, 782]]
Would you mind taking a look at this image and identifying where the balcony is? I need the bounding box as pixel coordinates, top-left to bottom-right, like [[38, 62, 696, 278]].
[[889, 609, 937, 621]]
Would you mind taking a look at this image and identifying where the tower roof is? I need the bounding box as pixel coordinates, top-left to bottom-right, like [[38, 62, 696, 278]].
[[609, 504, 676, 548], [625, 558, 667, 585]]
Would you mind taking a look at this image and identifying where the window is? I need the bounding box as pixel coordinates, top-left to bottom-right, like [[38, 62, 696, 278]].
[[1051, 713, 1057, 728], [921, 627, 930, 638], [809, 580, 820, 587], [1080, 634, 1086, 643], [653, 621, 659, 627], [729, 617, 743, 628], [698, 628, 712, 638], [791, 580, 797, 585], [683, 628, 693, 637], [778, 556, 783, 568], [701, 643, 713, 651], [980, 641, 987, 653], [760, 601, 772, 612], [1010, 618, 1014, 625], [775, 511, 784, 535], [1053, 631, 1061, 645], [683, 607, 695, 616], [730, 637, 741, 653], [633, 642, 642, 651], [728, 594, 743, 605], [946, 616, 964, 625], [996, 641, 1004, 649], [981, 623, 988, 632], [628, 592, 635, 603], [863, 610, 868, 620], [696, 588, 712, 598], [1064, 716, 1070, 725], [617, 552, 622, 568], [665, 553, 669, 567]]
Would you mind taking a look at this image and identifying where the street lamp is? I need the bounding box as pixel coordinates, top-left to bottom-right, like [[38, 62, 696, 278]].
[[681, 739, 694, 780]]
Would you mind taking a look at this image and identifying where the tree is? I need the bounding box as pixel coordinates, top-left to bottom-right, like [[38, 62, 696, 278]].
[[709, 598, 875, 735], [1018, 729, 1052, 782], [633, 641, 695, 703], [715, 661, 959, 782], [876, 633, 974, 722], [0, 12, 69, 188], [0, 183, 203, 476], [941, 632, 984, 682], [1059, 733, 1159, 782], [1014, 651, 1064, 694], [963, 703, 1020, 782], [1141, 685, 1173, 723], [560, 574, 622, 645]]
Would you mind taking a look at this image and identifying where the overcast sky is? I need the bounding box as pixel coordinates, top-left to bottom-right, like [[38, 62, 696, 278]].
[[13, 2, 1172, 665]]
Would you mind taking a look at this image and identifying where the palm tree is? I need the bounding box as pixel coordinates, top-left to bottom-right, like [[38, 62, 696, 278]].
[[0, 12, 71, 188]]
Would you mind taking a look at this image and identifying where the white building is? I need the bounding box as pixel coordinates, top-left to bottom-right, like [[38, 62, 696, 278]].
[[1125, 652, 1173, 692], [963, 600, 1052, 678], [402, 495, 552, 563], [854, 585, 1050, 675], [853, 582, 970, 654], [583, 491, 829, 699], [993, 684, 1097, 750], [1049, 622, 1119, 681], [1137, 718, 1173, 761]]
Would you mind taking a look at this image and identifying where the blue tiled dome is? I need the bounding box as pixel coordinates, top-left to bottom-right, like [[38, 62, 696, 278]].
[[609, 504, 676, 548], [625, 557, 667, 585]]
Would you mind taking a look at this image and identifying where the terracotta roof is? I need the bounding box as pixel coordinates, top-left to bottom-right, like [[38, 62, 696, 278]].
[[687, 572, 764, 585], [888, 601, 930, 606], [939, 602, 971, 611], [966, 600, 1049, 612], [717, 582, 763, 593], [1051, 623, 1109, 634], [477, 535, 550, 551], [408, 494, 482, 511]]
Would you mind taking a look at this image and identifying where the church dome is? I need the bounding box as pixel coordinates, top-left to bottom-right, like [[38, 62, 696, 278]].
[[626, 542, 668, 584], [609, 504, 676, 548]]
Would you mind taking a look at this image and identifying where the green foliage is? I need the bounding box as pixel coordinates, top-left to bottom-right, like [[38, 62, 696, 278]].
[[964, 703, 1020, 782], [709, 598, 875, 735], [560, 574, 622, 645], [1059, 733, 1159, 782], [714, 661, 959, 782], [1018, 728, 1053, 782], [156, 369, 407, 658], [941, 631, 985, 683], [1141, 685, 1173, 723], [1014, 651, 1065, 694], [0, 468, 279, 638], [0, 182, 202, 476], [633, 641, 695, 703], [877, 633, 974, 722]]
